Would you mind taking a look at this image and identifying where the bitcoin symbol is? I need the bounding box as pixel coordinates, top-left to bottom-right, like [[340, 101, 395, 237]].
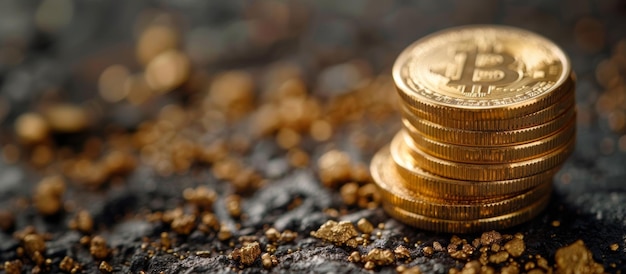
[[443, 48, 520, 96]]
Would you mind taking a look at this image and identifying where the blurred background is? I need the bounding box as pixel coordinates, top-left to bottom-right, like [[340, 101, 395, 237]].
[[0, 0, 625, 273]]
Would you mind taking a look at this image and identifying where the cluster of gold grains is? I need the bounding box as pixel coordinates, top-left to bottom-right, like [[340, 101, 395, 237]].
[[371, 25, 577, 233]]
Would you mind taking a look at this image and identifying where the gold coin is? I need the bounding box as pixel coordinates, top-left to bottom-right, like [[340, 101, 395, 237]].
[[390, 146, 560, 200], [370, 146, 552, 220], [407, 118, 575, 163], [393, 130, 575, 181], [402, 80, 574, 131], [381, 194, 550, 233], [403, 106, 576, 146], [393, 25, 572, 121]]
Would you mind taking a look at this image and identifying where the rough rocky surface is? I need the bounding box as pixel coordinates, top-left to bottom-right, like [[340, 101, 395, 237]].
[[0, 1, 625, 273]]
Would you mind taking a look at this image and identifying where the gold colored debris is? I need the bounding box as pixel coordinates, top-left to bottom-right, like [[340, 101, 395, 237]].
[[15, 113, 50, 144], [89, 236, 109, 260], [555, 240, 604, 274], [3, 260, 23, 274], [310, 220, 359, 246], [68, 210, 94, 233], [504, 238, 525, 258], [59, 256, 81, 273], [33, 176, 66, 216], [317, 150, 352, 188], [261, 253, 278, 269], [230, 242, 261, 266], [394, 245, 411, 260], [99, 261, 113, 273], [362, 248, 395, 269], [356, 218, 374, 234], [44, 104, 89, 133], [609, 243, 619, 252], [171, 214, 196, 235]]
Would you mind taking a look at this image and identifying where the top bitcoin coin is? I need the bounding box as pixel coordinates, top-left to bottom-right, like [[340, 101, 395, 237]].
[[393, 25, 572, 120]]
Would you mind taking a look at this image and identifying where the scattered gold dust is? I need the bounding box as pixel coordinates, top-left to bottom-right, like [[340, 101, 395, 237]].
[[317, 150, 352, 188], [69, 210, 94, 233], [394, 245, 411, 260], [261, 253, 278, 269], [339, 182, 359, 206], [90, 236, 109, 260], [145, 50, 190, 93], [363, 248, 395, 268], [265, 228, 280, 243], [230, 242, 261, 266], [480, 231, 503, 246], [489, 251, 509, 264], [348, 251, 361, 263], [555, 240, 604, 274], [357, 183, 380, 209], [99, 261, 113, 273], [504, 238, 525, 258], [136, 24, 179, 66], [310, 220, 358, 246], [0, 209, 15, 232], [309, 119, 333, 142], [356, 218, 374, 234], [3, 260, 23, 274], [15, 112, 50, 144], [287, 148, 309, 168], [422, 246, 433, 256], [99, 65, 131, 103], [218, 224, 232, 241], [34, 175, 66, 216], [171, 214, 196, 235], [44, 104, 89, 133]]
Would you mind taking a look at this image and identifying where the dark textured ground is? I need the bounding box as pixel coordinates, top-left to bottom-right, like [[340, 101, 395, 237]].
[[1, 0, 625, 273]]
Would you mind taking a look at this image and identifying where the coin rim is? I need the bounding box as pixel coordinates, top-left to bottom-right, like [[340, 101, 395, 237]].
[[381, 194, 550, 233], [401, 81, 575, 131], [392, 25, 572, 116], [394, 130, 575, 181], [402, 107, 576, 146], [371, 146, 552, 220], [407, 119, 576, 163]]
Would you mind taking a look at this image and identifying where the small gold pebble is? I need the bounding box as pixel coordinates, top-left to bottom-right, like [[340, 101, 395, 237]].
[[551, 220, 561, 227], [4, 260, 23, 274], [555, 240, 604, 274], [261, 253, 277, 269], [23, 234, 46, 258], [265, 227, 280, 242], [280, 230, 297, 243], [339, 182, 359, 206], [90, 236, 109, 260], [217, 224, 232, 241], [394, 245, 411, 260], [488, 251, 509, 264], [504, 238, 525, 258], [15, 113, 49, 144], [609, 243, 619, 251], [480, 231, 502, 246], [310, 220, 358, 246], [348, 251, 361, 263], [356, 218, 374, 234], [422, 246, 434, 256], [433, 241, 444, 252], [362, 248, 395, 267], [501, 264, 520, 274], [317, 150, 352, 188], [99, 261, 113, 273], [230, 242, 261, 266]]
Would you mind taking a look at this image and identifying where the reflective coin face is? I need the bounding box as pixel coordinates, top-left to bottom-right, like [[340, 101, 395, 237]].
[[393, 25, 570, 109]]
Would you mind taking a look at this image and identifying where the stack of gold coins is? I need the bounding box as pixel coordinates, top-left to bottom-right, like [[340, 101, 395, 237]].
[[371, 25, 576, 233]]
